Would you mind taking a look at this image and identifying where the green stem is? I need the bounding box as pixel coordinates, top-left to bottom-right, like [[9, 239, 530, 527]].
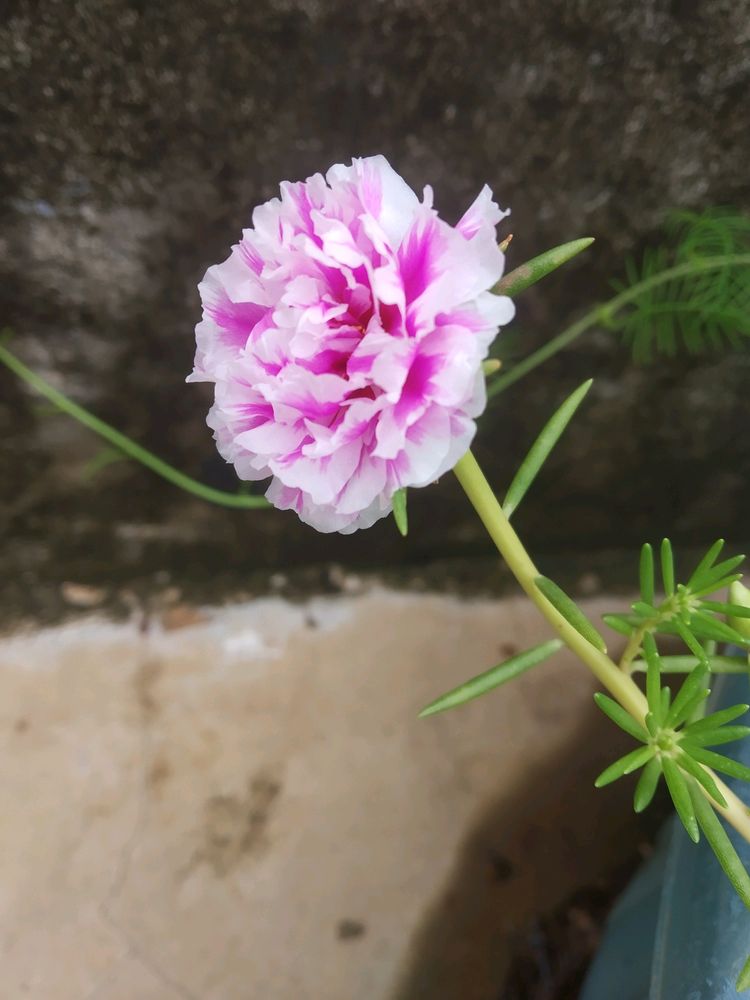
[[0, 338, 269, 510], [619, 626, 648, 673], [631, 655, 750, 675], [453, 449, 750, 843], [453, 450, 647, 718], [488, 253, 750, 399]]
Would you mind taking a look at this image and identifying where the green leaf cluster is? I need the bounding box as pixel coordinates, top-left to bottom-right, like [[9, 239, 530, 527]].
[[596, 538, 750, 988], [594, 636, 750, 911], [486, 208, 750, 400], [610, 208, 750, 362], [603, 539, 750, 672]]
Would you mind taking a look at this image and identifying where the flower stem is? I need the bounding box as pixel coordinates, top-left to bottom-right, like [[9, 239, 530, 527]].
[[453, 449, 750, 842], [453, 450, 646, 717], [0, 337, 270, 510], [487, 253, 750, 399], [619, 626, 648, 673]]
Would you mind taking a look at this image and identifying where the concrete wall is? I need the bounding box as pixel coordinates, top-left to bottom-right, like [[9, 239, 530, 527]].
[[2, 0, 749, 611]]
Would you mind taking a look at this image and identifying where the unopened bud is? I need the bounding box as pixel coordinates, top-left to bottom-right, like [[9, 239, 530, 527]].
[[482, 358, 502, 376], [728, 580, 750, 641]]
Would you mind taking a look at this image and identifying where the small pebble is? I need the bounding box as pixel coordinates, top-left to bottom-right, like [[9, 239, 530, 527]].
[[60, 582, 106, 608], [577, 572, 602, 596], [161, 605, 207, 631], [337, 919, 366, 941]]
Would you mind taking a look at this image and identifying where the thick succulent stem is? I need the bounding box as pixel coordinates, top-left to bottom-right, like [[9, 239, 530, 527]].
[[453, 449, 750, 844]]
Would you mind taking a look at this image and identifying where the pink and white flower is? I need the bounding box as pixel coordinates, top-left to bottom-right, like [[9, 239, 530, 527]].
[[189, 155, 514, 533]]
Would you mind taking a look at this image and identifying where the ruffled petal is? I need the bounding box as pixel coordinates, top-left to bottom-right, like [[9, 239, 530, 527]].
[[190, 155, 514, 534]]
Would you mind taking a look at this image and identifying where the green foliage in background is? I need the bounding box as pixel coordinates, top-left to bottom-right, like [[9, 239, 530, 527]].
[[610, 209, 750, 362]]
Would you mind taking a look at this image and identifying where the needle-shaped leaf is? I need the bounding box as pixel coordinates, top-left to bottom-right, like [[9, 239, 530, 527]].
[[634, 756, 662, 813], [737, 953, 750, 992], [675, 749, 727, 807], [693, 552, 745, 587], [660, 687, 671, 720], [661, 538, 675, 596], [502, 380, 593, 519], [601, 613, 637, 636], [689, 782, 750, 908], [692, 574, 745, 599], [418, 639, 563, 717], [677, 689, 712, 728], [632, 600, 659, 619], [700, 600, 750, 619], [493, 237, 595, 297], [680, 745, 750, 783], [682, 726, 750, 747], [666, 662, 710, 727], [687, 538, 725, 589], [392, 488, 408, 537], [662, 756, 700, 842], [535, 576, 607, 652], [686, 703, 750, 734], [595, 745, 655, 788], [673, 620, 708, 661], [593, 692, 649, 742], [689, 612, 750, 646], [642, 633, 662, 720], [690, 555, 746, 596], [640, 542, 655, 604]]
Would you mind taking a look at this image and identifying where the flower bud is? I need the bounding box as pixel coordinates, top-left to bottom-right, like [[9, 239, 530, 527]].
[[729, 580, 750, 641]]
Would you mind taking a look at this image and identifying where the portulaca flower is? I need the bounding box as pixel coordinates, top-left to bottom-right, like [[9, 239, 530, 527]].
[[189, 155, 514, 533]]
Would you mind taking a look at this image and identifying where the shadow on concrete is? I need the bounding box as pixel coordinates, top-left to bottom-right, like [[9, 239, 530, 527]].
[[392, 697, 656, 1000]]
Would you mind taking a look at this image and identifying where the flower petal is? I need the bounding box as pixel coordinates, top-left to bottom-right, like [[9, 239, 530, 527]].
[[191, 156, 514, 534]]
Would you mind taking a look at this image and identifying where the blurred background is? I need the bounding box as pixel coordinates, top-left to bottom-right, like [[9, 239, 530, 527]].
[[1, 2, 748, 998]]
